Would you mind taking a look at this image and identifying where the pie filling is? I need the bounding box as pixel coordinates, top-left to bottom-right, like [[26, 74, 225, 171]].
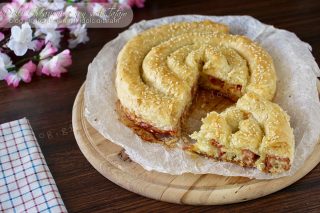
[[186, 140, 291, 173], [116, 101, 178, 145], [199, 75, 243, 101], [126, 112, 177, 139], [264, 155, 291, 173], [117, 75, 243, 144]]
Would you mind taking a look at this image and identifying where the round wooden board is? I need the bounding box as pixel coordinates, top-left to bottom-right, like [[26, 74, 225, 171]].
[[72, 83, 320, 205]]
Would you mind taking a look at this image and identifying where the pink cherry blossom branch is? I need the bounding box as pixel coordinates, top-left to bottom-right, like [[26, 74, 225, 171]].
[[0, 0, 146, 87]]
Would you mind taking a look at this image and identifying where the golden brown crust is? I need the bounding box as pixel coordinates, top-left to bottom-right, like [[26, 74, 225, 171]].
[[236, 93, 295, 162], [116, 21, 229, 133], [116, 101, 178, 146], [116, 21, 276, 133], [189, 93, 294, 174]]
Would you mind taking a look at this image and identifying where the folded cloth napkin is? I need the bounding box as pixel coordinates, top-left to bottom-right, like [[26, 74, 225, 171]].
[[0, 118, 67, 213]]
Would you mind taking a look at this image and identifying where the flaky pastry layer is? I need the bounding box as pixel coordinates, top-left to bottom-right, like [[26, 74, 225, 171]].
[[187, 93, 294, 174]]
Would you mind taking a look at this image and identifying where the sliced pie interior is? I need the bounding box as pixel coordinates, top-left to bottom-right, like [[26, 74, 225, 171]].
[[187, 93, 294, 174]]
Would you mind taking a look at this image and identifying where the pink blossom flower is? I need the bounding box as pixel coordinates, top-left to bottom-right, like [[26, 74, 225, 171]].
[[0, 52, 13, 80], [68, 24, 89, 48], [34, 19, 62, 48], [34, 39, 45, 52], [33, 0, 65, 11], [1, 1, 34, 26], [65, 5, 80, 20], [0, 32, 4, 42], [5, 60, 36, 87], [89, 3, 108, 20], [38, 49, 72, 77], [7, 23, 36, 56], [0, 11, 8, 28], [20, 2, 39, 21], [18, 60, 37, 83], [2, 2, 21, 21], [4, 72, 21, 87], [12, 0, 27, 4], [118, 0, 145, 8], [129, 0, 145, 8], [39, 42, 58, 59]]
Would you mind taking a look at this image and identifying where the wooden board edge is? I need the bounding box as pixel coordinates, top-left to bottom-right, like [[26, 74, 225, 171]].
[[72, 82, 320, 205]]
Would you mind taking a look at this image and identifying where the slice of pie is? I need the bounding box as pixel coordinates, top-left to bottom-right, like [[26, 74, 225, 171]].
[[187, 93, 294, 174]]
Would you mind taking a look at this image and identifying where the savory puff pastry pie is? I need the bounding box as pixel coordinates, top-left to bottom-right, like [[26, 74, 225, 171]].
[[187, 93, 294, 173], [116, 21, 277, 142], [115, 21, 294, 174]]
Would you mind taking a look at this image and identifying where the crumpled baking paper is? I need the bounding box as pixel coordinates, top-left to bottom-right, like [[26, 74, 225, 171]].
[[84, 15, 320, 179]]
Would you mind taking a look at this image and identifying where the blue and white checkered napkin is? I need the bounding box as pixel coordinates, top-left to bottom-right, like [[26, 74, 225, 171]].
[[0, 118, 67, 213]]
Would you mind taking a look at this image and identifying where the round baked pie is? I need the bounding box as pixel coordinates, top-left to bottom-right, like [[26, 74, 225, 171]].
[[116, 21, 276, 140], [115, 21, 294, 174]]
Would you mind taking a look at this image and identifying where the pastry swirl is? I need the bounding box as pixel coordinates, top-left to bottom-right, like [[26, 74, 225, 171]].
[[116, 21, 276, 136], [115, 21, 294, 174], [188, 93, 294, 173]]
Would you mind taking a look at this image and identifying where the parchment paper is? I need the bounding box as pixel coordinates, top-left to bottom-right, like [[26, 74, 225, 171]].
[[84, 15, 320, 179]]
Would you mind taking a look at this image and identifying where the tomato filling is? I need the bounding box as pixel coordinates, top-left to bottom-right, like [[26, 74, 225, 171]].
[[241, 149, 259, 167], [208, 76, 242, 92], [210, 139, 225, 159], [264, 155, 290, 172], [125, 112, 177, 140]]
